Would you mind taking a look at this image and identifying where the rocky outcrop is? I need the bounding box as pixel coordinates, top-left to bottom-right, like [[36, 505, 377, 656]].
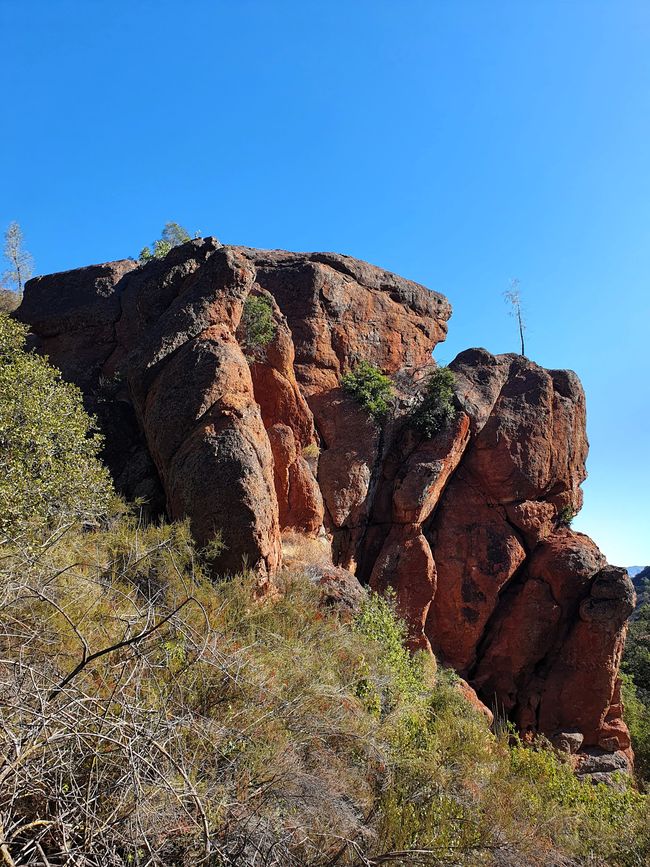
[[17, 238, 635, 768]]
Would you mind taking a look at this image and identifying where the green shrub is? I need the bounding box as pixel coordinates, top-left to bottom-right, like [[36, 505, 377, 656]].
[[409, 365, 456, 438], [0, 313, 112, 543], [557, 504, 576, 526], [341, 360, 394, 420], [239, 295, 276, 356]]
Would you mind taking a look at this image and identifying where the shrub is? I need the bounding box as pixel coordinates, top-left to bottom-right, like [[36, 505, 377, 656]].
[[557, 504, 576, 526], [302, 442, 320, 460], [239, 295, 276, 356], [341, 360, 394, 420], [0, 313, 112, 543], [409, 365, 456, 438]]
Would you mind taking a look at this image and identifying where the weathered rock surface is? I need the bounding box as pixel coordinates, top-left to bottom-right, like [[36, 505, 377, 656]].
[[17, 238, 634, 764]]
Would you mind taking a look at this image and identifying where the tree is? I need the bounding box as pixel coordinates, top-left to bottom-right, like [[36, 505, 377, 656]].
[[161, 221, 191, 247], [139, 221, 193, 262], [0, 313, 112, 543], [2, 221, 34, 296], [504, 278, 526, 356], [238, 295, 277, 358]]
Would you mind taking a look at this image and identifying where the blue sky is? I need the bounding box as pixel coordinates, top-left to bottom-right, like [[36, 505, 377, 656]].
[[2, 0, 649, 564]]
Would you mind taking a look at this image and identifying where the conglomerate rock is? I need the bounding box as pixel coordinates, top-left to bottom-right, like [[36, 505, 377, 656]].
[[17, 238, 635, 770]]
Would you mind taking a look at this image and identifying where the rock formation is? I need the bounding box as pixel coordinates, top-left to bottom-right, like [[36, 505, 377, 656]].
[[17, 238, 635, 775]]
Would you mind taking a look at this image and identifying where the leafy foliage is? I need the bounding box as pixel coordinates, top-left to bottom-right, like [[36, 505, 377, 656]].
[[409, 365, 457, 438], [0, 313, 112, 543], [139, 221, 192, 262], [239, 294, 277, 356], [341, 360, 394, 419]]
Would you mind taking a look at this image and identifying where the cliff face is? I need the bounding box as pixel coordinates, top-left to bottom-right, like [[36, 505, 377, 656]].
[[18, 238, 635, 771]]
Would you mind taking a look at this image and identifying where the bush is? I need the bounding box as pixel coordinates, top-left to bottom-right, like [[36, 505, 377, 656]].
[[0, 313, 112, 543], [409, 365, 456, 438], [239, 294, 276, 356], [341, 361, 394, 420], [557, 504, 576, 526]]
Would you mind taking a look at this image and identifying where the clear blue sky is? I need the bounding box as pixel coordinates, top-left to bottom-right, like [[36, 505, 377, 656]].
[[2, 0, 649, 565]]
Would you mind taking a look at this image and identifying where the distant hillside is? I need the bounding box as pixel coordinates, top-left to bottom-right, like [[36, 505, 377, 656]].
[[631, 566, 650, 609]]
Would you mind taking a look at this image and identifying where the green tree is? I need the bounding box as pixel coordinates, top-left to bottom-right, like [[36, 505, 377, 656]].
[[139, 222, 192, 262], [238, 295, 277, 357], [0, 314, 112, 543], [2, 221, 34, 296]]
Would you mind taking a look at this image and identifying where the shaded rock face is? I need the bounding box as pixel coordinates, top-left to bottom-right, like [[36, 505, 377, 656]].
[[18, 239, 634, 762]]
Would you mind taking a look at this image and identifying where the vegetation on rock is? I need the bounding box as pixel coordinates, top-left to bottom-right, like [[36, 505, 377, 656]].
[[239, 294, 277, 356], [138, 221, 193, 262], [409, 365, 457, 438], [341, 360, 394, 419]]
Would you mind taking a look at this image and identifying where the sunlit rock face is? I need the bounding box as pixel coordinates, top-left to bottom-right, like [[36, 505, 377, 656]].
[[18, 238, 635, 770]]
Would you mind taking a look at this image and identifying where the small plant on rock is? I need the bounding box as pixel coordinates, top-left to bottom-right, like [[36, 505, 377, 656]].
[[557, 505, 576, 527], [409, 366, 456, 438], [341, 361, 394, 420]]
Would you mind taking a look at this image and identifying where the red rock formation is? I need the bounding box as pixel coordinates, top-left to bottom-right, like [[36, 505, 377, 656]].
[[17, 239, 635, 774]]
